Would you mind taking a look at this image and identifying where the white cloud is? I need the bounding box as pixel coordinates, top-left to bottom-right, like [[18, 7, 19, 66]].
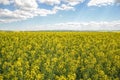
[[68, 2, 80, 6], [38, 0, 84, 6], [61, 4, 74, 10], [47, 21, 120, 31], [2, 21, 119, 31], [0, 0, 78, 23], [88, 0, 120, 6], [38, 0, 60, 5], [0, 0, 12, 5], [0, 0, 39, 22], [53, 4, 74, 12], [0, 0, 120, 23], [88, 0, 114, 6], [0, 9, 31, 23], [34, 9, 56, 16], [14, 0, 38, 10], [63, 0, 84, 6], [0, 8, 57, 23]]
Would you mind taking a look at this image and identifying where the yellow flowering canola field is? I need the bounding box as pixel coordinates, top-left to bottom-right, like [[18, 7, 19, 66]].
[[0, 32, 120, 80]]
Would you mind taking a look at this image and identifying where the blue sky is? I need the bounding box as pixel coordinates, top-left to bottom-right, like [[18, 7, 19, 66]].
[[0, 0, 120, 30]]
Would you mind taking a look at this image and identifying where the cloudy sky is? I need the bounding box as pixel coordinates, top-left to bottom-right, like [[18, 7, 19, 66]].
[[0, 0, 120, 31]]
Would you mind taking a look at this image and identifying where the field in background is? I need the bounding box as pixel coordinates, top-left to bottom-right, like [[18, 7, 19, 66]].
[[0, 32, 120, 80]]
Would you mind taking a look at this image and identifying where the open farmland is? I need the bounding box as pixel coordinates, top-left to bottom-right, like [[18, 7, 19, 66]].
[[0, 32, 120, 80]]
